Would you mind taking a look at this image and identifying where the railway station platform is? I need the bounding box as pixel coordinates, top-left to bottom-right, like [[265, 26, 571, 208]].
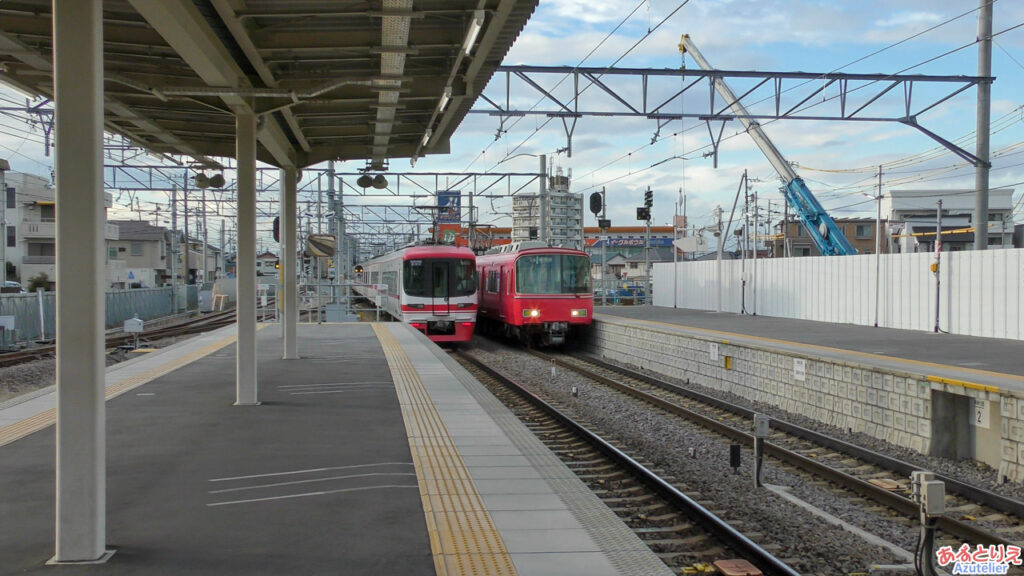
[[0, 321, 671, 576], [591, 306, 1024, 483], [595, 306, 1024, 388]]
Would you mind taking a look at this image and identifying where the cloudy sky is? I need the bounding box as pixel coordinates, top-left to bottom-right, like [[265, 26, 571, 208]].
[[428, 0, 1024, 239], [1, 0, 1022, 249]]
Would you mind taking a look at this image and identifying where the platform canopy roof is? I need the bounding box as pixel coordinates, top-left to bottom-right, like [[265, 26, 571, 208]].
[[0, 0, 538, 170]]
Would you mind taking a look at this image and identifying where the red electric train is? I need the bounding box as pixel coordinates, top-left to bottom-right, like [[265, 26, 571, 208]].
[[354, 243, 477, 343], [475, 242, 593, 346]]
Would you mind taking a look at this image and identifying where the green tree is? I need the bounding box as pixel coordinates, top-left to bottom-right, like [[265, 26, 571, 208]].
[[27, 272, 50, 292]]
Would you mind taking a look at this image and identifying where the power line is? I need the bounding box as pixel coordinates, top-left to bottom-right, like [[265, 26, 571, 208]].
[[461, 0, 648, 173], [483, 1, 692, 172], [572, 5, 993, 191], [578, 18, 1022, 196]]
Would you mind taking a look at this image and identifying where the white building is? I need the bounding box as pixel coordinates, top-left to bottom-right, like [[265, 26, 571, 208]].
[[511, 168, 584, 249], [2, 171, 121, 289], [883, 188, 1015, 253]]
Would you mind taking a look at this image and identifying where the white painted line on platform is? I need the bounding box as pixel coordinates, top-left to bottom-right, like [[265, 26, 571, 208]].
[[207, 484, 419, 506], [289, 387, 392, 396], [209, 461, 414, 482], [277, 381, 392, 389], [209, 471, 417, 494]]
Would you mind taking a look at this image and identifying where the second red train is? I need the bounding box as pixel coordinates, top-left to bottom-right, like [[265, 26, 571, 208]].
[[475, 241, 593, 346]]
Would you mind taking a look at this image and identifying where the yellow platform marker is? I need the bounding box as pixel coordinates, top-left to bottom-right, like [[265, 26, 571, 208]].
[[374, 325, 516, 576], [0, 330, 239, 448]]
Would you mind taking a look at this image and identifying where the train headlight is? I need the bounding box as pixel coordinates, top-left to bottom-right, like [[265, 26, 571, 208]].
[[522, 309, 540, 318], [570, 309, 588, 318]]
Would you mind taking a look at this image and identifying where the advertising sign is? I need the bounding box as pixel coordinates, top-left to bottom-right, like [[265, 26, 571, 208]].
[[592, 238, 675, 247], [437, 190, 461, 223]]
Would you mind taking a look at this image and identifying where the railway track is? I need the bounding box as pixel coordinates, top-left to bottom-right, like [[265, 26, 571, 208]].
[[0, 305, 253, 369], [533, 350, 1022, 550], [454, 349, 801, 576]]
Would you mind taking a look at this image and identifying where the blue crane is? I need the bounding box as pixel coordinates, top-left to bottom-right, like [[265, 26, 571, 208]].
[[680, 35, 857, 256]]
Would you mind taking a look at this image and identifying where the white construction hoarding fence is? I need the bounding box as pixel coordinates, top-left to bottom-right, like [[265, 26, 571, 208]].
[[653, 248, 1024, 341]]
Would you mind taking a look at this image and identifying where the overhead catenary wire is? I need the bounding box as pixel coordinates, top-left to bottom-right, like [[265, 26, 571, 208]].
[[460, 0, 649, 173], [577, 16, 1024, 226], [482, 1, 693, 173], [573, 4, 997, 192]]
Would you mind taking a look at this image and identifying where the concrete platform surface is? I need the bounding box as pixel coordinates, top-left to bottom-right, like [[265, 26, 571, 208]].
[[0, 321, 672, 576], [1, 323, 431, 576], [597, 306, 1024, 391]]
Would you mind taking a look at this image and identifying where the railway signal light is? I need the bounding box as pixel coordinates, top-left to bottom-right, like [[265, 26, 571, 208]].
[[636, 207, 650, 221], [272, 216, 280, 242], [589, 191, 603, 215], [644, 188, 653, 208]]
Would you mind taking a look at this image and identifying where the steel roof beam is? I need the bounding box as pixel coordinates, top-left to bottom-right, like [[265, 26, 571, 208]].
[[210, 0, 310, 154], [128, 0, 297, 169]]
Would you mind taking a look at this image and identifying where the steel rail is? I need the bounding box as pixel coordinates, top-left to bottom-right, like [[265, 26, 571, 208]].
[[544, 352, 1014, 546], [579, 353, 1024, 520], [457, 350, 803, 576]]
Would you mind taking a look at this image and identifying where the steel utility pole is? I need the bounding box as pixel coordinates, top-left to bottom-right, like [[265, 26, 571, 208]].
[[202, 188, 208, 284], [219, 219, 225, 281], [539, 154, 547, 245], [715, 205, 723, 313], [601, 187, 607, 307], [752, 192, 758, 315], [742, 172, 749, 313], [974, 0, 993, 251], [673, 191, 679, 309], [170, 185, 178, 313], [875, 166, 883, 328], [328, 160, 340, 299], [0, 160, 7, 283], [934, 199, 943, 333], [645, 198, 651, 306], [183, 177, 190, 284]]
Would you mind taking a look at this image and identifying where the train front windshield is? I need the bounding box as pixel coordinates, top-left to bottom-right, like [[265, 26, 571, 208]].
[[515, 254, 591, 295], [404, 258, 476, 298]]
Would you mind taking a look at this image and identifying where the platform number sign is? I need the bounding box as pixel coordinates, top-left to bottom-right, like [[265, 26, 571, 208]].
[[973, 399, 989, 429], [792, 359, 806, 382]]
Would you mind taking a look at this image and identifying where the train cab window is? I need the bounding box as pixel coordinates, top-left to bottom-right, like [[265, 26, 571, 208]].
[[404, 258, 476, 298], [453, 259, 476, 296], [404, 259, 427, 296], [515, 254, 592, 295]]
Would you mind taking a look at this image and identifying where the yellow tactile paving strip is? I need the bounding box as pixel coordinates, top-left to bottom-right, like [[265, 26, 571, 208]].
[[373, 324, 516, 576], [0, 330, 239, 448]]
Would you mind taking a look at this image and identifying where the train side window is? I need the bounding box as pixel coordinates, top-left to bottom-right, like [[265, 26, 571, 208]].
[[486, 270, 500, 293]]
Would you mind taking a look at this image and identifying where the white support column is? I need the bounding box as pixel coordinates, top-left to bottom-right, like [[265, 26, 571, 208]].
[[281, 167, 298, 359], [53, 0, 108, 563], [235, 111, 259, 405]]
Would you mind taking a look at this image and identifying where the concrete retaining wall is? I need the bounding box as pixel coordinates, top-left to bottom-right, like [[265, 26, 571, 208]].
[[590, 317, 1024, 483]]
